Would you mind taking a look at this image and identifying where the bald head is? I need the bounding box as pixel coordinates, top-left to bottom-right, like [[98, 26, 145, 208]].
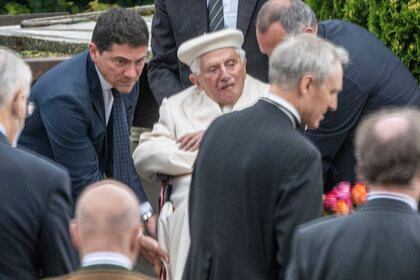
[[355, 108, 420, 187], [72, 180, 141, 259]]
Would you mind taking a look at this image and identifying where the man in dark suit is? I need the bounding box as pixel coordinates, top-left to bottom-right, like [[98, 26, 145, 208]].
[[183, 34, 349, 280], [256, 0, 420, 191], [18, 8, 159, 235], [48, 180, 156, 280], [148, 0, 268, 104], [0, 48, 77, 279], [286, 108, 420, 280]]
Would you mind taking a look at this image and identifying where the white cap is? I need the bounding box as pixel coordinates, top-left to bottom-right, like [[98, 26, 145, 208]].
[[177, 29, 244, 66]]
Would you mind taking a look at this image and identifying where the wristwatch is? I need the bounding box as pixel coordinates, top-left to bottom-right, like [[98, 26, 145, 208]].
[[141, 210, 153, 223]]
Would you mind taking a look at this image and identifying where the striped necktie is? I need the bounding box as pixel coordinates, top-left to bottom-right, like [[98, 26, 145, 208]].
[[208, 0, 224, 31]]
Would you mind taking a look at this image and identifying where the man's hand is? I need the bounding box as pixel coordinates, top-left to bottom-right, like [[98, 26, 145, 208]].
[[178, 131, 205, 152], [145, 214, 158, 239], [138, 230, 169, 275]]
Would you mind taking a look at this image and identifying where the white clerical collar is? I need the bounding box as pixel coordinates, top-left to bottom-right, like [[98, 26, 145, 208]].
[[367, 191, 418, 211], [81, 251, 133, 270], [263, 93, 301, 125], [0, 123, 6, 136]]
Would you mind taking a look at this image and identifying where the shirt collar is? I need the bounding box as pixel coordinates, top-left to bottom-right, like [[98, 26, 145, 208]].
[[367, 191, 418, 211], [95, 66, 113, 91], [81, 251, 133, 270], [264, 92, 301, 123], [0, 123, 6, 136]]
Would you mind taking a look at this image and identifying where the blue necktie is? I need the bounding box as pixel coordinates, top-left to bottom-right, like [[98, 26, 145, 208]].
[[111, 88, 136, 186], [208, 0, 224, 31]]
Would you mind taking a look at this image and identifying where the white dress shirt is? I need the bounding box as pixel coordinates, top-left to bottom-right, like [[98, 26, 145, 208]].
[[96, 67, 152, 215], [81, 251, 133, 270], [367, 191, 418, 211], [207, 0, 239, 29]]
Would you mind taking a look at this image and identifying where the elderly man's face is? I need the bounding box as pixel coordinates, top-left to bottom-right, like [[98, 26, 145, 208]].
[[194, 48, 246, 106], [90, 43, 148, 93], [302, 61, 343, 129]]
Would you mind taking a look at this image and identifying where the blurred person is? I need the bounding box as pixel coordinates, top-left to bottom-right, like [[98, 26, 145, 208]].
[[183, 34, 348, 280], [47, 180, 160, 280], [133, 29, 268, 280], [256, 0, 420, 191], [286, 108, 420, 280], [0, 47, 77, 279]]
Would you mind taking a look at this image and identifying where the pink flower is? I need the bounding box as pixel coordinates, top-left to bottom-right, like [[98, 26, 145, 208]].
[[324, 192, 337, 212]]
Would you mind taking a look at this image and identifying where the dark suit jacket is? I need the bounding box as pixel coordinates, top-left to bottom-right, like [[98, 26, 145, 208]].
[[45, 264, 154, 280], [148, 0, 268, 104], [18, 50, 148, 203], [305, 20, 420, 192], [0, 132, 77, 279], [183, 100, 323, 280], [286, 198, 420, 280]]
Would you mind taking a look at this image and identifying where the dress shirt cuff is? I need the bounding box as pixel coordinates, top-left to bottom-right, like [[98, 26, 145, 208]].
[[140, 202, 153, 216]]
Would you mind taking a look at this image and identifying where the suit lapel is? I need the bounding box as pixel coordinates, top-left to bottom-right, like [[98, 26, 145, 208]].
[[184, 87, 223, 131], [237, 0, 258, 36], [186, 0, 209, 35], [0, 132, 9, 145], [86, 53, 106, 126]]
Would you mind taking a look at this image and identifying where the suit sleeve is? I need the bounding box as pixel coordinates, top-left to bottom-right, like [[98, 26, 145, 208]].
[[147, 0, 183, 104], [133, 98, 197, 182], [305, 78, 367, 182], [274, 146, 323, 278], [38, 172, 78, 277], [285, 229, 305, 280], [40, 92, 102, 198]]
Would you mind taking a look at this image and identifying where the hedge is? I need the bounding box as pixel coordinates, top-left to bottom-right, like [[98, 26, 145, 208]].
[[0, 0, 153, 14], [307, 0, 419, 80]]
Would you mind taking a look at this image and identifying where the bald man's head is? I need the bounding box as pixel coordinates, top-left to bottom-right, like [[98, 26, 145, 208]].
[[355, 108, 420, 187], [71, 180, 141, 260]]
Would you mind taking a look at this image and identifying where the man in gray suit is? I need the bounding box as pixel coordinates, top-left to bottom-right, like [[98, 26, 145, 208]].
[[286, 108, 420, 280], [148, 0, 268, 104]]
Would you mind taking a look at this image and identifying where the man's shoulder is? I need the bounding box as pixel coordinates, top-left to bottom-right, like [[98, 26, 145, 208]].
[[33, 51, 90, 96], [164, 85, 201, 107], [44, 269, 155, 280]]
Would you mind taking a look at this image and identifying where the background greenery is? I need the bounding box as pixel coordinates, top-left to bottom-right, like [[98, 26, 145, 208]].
[[0, 0, 153, 14], [307, 0, 419, 80]]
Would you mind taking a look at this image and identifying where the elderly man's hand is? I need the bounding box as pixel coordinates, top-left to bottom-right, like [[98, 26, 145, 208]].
[[145, 214, 158, 239], [178, 131, 205, 152], [138, 230, 169, 275]]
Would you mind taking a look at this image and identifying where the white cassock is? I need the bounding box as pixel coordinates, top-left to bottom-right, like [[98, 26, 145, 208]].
[[133, 74, 268, 280]]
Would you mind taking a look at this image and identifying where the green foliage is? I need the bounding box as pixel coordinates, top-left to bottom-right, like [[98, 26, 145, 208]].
[[307, 0, 419, 80], [0, 0, 154, 14]]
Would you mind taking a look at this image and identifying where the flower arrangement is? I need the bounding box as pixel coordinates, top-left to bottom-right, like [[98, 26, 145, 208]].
[[323, 182, 368, 215]]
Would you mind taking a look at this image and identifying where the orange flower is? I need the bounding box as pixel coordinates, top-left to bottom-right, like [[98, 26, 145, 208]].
[[352, 183, 367, 206], [336, 200, 350, 215]]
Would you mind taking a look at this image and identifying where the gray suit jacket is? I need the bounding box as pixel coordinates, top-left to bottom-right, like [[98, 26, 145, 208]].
[[148, 0, 268, 104], [286, 198, 420, 280]]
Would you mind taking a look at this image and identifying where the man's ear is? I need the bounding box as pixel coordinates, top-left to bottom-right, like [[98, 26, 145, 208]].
[[299, 74, 315, 99], [189, 73, 201, 89], [69, 221, 81, 253], [88, 42, 98, 62], [11, 91, 26, 120]]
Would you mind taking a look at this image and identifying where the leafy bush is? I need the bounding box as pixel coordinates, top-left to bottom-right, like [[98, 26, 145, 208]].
[[0, 0, 153, 14], [307, 0, 419, 80]]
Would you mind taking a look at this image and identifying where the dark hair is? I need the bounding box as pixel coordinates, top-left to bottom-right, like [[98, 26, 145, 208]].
[[355, 108, 420, 187], [92, 8, 149, 53]]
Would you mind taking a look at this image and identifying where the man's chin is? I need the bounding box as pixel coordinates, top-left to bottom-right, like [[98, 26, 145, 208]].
[[115, 84, 135, 94]]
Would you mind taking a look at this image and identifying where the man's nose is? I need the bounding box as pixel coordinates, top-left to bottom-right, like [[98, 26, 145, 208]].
[[124, 63, 138, 79], [329, 95, 338, 111], [219, 65, 230, 80]]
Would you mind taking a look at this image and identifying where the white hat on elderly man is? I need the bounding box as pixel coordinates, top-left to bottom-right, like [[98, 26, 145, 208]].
[[177, 29, 244, 67]]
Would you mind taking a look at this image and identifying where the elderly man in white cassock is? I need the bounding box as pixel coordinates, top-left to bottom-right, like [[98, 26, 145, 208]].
[[133, 29, 268, 280]]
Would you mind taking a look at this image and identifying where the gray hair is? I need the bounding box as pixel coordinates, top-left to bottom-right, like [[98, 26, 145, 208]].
[[257, 0, 317, 35], [0, 47, 32, 107], [190, 48, 246, 76], [269, 33, 349, 90], [355, 108, 420, 187]]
